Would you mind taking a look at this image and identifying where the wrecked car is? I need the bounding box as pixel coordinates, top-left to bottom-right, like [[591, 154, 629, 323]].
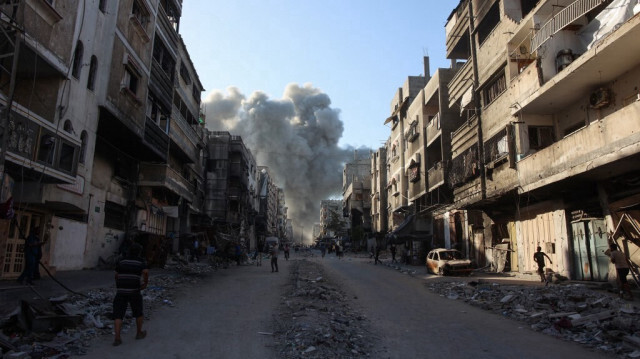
[[426, 248, 474, 276]]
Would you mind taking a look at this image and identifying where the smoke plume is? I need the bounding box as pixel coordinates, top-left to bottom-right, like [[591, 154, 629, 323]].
[[203, 83, 366, 242]]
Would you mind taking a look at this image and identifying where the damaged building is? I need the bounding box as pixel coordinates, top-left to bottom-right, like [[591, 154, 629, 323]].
[[374, 0, 640, 281], [0, 1, 287, 278]]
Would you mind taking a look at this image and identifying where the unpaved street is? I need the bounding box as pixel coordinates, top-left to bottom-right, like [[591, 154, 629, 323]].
[[80, 259, 289, 359], [77, 253, 613, 358]]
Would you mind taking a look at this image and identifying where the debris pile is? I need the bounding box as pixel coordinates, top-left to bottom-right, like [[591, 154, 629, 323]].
[[427, 280, 640, 358], [0, 268, 207, 358], [274, 260, 383, 358]]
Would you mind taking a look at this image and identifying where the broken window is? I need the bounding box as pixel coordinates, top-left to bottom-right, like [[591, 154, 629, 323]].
[[529, 126, 554, 150]]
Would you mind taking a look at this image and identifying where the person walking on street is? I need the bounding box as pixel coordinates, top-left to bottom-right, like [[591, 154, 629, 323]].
[[390, 244, 397, 264], [284, 243, 290, 261], [607, 243, 633, 300], [533, 246, 552, 285], [320, 243, 326, 258], [374, 245, 381, 265], [17, 226, 43, 285], [270, 244, 279, 273], [112, 243, 149, 346]]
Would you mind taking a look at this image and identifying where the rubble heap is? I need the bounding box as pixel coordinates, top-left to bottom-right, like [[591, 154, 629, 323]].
[[0, 262, 209, 358], [274, 259, 384, 358], [427, 280, 640, 358]]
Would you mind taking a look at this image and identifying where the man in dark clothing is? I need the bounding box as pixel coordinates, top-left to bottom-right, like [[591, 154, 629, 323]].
[[112, 243, 149, 346], [533, 246, 552, 285], [17, 227, 42, 285], [374, 245, 381, 265], [389, 244, 397, 264]]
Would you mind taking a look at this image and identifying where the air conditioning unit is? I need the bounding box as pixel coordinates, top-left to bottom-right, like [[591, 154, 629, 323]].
[[589, 88, 611, 109]]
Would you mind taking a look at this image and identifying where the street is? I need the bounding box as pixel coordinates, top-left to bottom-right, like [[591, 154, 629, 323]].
[[78, 252, 613, 359]]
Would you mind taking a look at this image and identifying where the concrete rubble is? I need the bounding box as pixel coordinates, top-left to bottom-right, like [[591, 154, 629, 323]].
[[274, 259, 384, 358], [427, 279, 640, 358], [0, 259, 211, 358]]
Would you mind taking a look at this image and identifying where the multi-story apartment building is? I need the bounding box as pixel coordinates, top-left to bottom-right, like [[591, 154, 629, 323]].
[[0, 0, 208, 277], [204, 131, 260, 248], [343, 152, 372, 248], [319, 199, 346, 239], [256, 166, 281, 243], [439, 0, 640, 279], [383, 72, 427, 249]]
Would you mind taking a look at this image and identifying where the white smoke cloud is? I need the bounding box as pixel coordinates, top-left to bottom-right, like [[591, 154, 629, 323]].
[[203, 84, 369, 241]]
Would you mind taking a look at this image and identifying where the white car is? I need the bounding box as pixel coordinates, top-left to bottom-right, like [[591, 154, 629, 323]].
[[426, 248, 474, 276]]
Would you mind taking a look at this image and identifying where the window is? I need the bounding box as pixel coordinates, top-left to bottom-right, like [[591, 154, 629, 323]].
[[179, 63, 191, 85], [529, 126, 554, 150], [104, 201, 126, 230], [152, 38, 176, 82], [57, 140, 77, 173], [71, 41, 83, 79], [484, 129, 508, 163], [477, 1, 500, 44], [36, 132, 56, 165], [79, 131, 87, 164], [132, 0, 150, 28], [146, 93, 170, 133], [483, 70, 506, 106], [405, 119, 419, 142], [63, 119, 74, 134], [122, 56, 142, 100], [99, 0, 107, 12], [87, 56, 97, 90], [192, 84, 201, 106]]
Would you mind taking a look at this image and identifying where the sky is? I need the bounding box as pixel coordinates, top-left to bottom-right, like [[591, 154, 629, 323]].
[[178, 1, 460, 238], [180, 0, 459, 150]]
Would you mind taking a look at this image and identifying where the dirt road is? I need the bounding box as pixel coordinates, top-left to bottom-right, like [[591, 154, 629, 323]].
[[77, 253, 614, 358], [319, 255, 611, 359], [80, 260, 288, 359]]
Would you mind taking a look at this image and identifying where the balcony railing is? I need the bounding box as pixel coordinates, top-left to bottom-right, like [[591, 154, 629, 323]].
[[531, 0, 608, 52], [138, 163, 194, 202], [427, 162, 445, 191], [448, 60, 473, 109]]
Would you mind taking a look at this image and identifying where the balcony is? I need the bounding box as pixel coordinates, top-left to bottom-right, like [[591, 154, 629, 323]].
[[138, 163, 194, 202], [0, 102, 79, 184], [445, 1, 470, 59], [531, 0, 609, 52], [426, 113, 441, 146], [427, 162, 445, 192], [150, 60, 174, 109], [448, 60, 473, 109], [518, 13, 640, 114], [143, 118, 169, 160], [169, 111, 198, 162], [517, 101, 640, 193]]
